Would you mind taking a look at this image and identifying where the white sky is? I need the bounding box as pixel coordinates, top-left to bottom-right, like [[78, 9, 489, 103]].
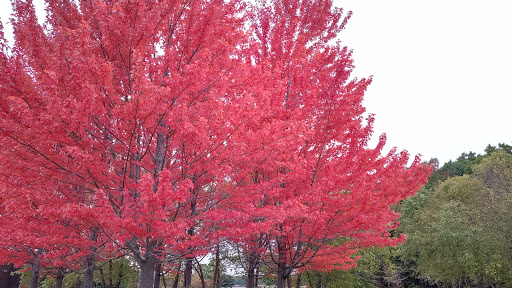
[[1, 1, 511, 164], [337, 0, 512, 164]]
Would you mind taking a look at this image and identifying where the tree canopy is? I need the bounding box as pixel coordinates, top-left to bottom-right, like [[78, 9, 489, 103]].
[[0, 1, 430, 288]]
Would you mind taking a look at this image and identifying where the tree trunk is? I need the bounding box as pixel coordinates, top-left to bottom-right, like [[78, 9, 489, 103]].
[[109, 259, 113, 288], [140, 260, 157, 288], [162, 271, 168, 288], [172, 268, 180, 288], [154, 262, 162, 288], [194, 259, 206, 288], [247, 267, 256, 288], [295, 273, 301, 288], [29, 254, 41, 288], [184, 196, 197, 288], [286, 275, 292, 288], [117, 261, 124, 288], [55, 271, 65, 288], [127, 238, 158, 288], [276, 260, 286, 288], [83, 228, 98, 288], [213, 247, 221, 288], [315, 273, 322, 288], [477, 274, 484, 288], [99, 266, 107, 288], [246, 251, 260, 288], [254, 264, 260, 288], [183, 257, 193, 288]]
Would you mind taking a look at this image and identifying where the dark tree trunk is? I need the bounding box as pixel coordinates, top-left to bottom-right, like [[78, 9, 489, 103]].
[[117, 261, 124, 288], [109, 259, 113, 288], [276, 260, 286, 288], [247, 267, 255, 288], [171, 268, 180, 288], [162, 271, 168, 288], [140, 260, 157, 288], [194, 259, 206, 288], [127, 239, 158, 288], [315, 273, 322, 288], [184, 196, 197, 288], [99, 266, 106, 288], [55, 271, 65, 288], [83, 228, 98, 288], [255, 266, 260, 288], [213, 247, 221, 288], [183, 257, 193, 288], [246, 251, 260, 288], [29, 254, 41, 288], [287, 276, 292, 288], [154, 262, 162, 288], [83, 253, 96, 288]]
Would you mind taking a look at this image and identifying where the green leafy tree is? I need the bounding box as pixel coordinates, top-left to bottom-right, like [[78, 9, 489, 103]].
[[400, 148, 512, 287]]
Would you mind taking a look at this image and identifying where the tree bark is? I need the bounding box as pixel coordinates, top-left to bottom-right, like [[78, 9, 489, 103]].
[[99, 266, 107, 288], [277, 260, 286, 288], [154, 262, 162, 288], [55, 270, 65, 288], [109, 259, 113, 288], [213, 247, 221, 288], [246, 251, 260, 288], [315, 273, 322, 288], [140, 260, 157, 288], [183, 257, 193, 288], [83, 228, 98, 288], [162, 271, 168, 288], [128, 239, 158, 288], [172, 266, 181, 288], [29, 253, 41, 288], [184, 196, 197, 288], [194, 259, 206, 288], [117, 261, 124, 288], [247, 267, 256, 288], [255, 266, 260, 288]]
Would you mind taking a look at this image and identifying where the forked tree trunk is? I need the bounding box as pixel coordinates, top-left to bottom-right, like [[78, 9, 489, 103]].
[[246, 251, 260, 288], [127, 239, 158, 288]]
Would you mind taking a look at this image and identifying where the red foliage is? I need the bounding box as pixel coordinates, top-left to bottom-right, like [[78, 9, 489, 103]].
[[0, 0, 430, 287]]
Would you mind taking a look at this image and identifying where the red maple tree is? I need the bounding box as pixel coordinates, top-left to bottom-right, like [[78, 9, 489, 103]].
[[232, 1, 431, 287], [0, 1, 430, 288]]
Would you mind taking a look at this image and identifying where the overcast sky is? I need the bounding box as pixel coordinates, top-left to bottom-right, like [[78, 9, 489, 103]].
[[336, 0, 512, 164], [1, 1, 511, 164]]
